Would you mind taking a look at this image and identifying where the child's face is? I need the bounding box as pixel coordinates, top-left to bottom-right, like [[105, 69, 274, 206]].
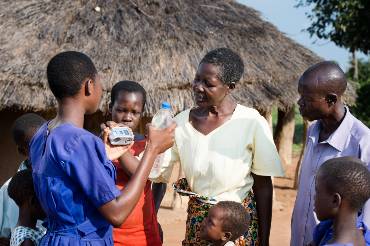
[[110, 91, 144, 132], [200, 206, 227, 243], [314, 174, 336, 221], [86, 74, 103, 114], [16, 129, 36, 157], [17, 140, 29, 157]]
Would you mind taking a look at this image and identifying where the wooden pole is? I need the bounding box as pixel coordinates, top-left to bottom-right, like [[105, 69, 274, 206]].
[[352, 51, 358, 80], [293, 120, 309, 189], [273, 106, 295, 166]]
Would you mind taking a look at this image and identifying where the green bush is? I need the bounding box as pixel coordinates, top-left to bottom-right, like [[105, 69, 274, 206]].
[[347, 58, 370, 127], [350, 83, 370, 127]]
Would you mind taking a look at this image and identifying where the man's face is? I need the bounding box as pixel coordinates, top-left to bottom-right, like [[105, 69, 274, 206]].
[[297, 76, 329, 121]]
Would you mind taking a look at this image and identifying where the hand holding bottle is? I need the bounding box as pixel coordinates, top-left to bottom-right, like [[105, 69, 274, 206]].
[[146, 122, 176, 155]]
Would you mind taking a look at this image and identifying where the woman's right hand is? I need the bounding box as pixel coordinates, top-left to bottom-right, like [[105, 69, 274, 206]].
[[146, 122, 176, 154]]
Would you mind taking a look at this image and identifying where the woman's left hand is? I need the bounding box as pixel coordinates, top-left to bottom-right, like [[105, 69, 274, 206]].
[[252, 173, 273, 246], [101, 121, 134, 160]]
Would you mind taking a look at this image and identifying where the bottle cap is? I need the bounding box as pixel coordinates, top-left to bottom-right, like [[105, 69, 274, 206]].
[[161, 101, 171, 109]]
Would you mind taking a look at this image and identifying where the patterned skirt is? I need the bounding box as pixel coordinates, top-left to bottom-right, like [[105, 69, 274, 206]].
[[174, 179, 259, 246]]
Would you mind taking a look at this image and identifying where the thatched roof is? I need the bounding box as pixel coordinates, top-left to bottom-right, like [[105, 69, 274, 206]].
[[0, 0, 355, 116]]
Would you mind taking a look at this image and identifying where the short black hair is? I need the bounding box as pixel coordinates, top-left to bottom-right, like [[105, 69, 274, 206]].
[[8, 169, 35, 207], [47, 51, 97, 99], [110, 80, 147, 109], [200, 48, 244, 85], [12, 113, 46, 145], [318, 157, 370, 211], [216, 201, 250, 241]]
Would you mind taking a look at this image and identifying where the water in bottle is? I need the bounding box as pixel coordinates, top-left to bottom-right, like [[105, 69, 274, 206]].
[[149, 102, 173, 179]]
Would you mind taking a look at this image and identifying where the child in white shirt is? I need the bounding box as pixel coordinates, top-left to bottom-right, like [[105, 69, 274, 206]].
[[8, 170, 45, 246]]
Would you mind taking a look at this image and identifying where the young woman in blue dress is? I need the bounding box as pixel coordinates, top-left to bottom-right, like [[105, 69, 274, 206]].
[[29, 51, 175, 245]]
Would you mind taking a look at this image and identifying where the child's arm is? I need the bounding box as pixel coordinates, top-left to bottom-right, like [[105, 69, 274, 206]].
[[117, 152, 140, 176], [98, 123, 176, 227]]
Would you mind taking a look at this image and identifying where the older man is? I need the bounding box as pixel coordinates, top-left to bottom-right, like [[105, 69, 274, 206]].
[[291, 61, 370, 246]]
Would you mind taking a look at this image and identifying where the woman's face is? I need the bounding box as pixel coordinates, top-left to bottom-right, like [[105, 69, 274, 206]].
[[192, 63, 230, 108]]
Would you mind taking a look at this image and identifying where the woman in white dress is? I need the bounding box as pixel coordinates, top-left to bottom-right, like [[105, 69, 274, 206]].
[[153, 48, 284, 246]]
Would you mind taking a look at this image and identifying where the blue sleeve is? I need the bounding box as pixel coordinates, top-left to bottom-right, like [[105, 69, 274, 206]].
[[313, 220, 333, 246], [63, 134, 121, 208], [356, 215, 370, 245]]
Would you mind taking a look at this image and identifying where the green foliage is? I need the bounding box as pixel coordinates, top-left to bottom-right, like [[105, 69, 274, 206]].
[[293, 107, 304, 154], [347, 58, 370, 86], [296, 0, 370, 53], [348, 58, 370, 127], [351, 83, 370, 127], [297, 0, 370, 125]]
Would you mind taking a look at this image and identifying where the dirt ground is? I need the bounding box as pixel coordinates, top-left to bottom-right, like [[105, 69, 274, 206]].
[[158, 156, 299, 246]]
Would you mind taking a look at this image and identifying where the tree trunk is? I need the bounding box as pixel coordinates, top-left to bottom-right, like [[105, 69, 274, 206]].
[[261, 109, 273, 132], [293, 120, 309, 189], [273, 106, 295, 166], [352, 51, 358, 80]]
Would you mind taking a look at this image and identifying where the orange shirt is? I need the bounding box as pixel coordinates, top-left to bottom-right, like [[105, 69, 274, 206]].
[[113, 139, 162, 246]]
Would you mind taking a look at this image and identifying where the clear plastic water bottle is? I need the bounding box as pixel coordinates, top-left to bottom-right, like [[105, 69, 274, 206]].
[[149, 102, 174, 179], [151, 102, 173, 129]]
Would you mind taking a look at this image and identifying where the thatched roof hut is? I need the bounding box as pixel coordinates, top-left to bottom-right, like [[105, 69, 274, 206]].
[[0, 0, 354, 117]]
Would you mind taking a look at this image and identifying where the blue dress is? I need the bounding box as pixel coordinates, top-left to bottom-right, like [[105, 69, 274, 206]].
[[30, 123, 121, 245]]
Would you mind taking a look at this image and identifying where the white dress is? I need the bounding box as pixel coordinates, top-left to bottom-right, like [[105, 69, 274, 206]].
[[151, 104, 284, 202]]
